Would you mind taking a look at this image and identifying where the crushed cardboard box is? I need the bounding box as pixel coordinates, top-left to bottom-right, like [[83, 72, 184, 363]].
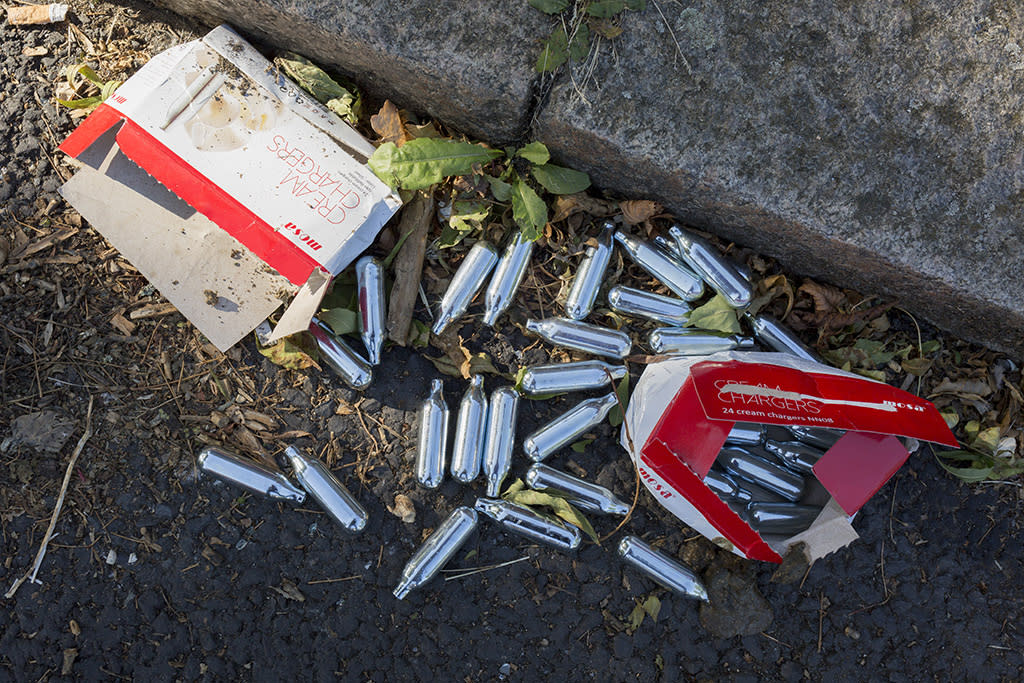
[[58, 25, 401, 351], [622, 351, 959, 563]]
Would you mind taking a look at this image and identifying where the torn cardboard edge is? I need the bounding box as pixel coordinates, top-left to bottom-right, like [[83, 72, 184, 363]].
[[57, 25, 401, 351]]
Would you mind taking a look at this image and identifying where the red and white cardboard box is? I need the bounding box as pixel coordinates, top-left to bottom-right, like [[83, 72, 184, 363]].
[[57, 25, 401, 351], [622, 351, 959, 563]]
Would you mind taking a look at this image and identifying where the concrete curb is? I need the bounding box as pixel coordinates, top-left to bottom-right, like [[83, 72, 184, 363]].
[[148, 0, 1024, 356]]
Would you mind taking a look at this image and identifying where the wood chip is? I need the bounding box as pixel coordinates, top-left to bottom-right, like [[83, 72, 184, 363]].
[[110, 312, 136, 335], [387, 190, 434, 345], [129, 302, 178, 319]]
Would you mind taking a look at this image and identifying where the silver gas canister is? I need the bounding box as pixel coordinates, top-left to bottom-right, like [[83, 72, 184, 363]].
[[719, 446, 805, 502], [482, 387, 519, 496], [745, 312, 822, 363], [763, 440, 826, 474], [309, 318, 373, 390], [284, 445, 368, 533], [607, 285, 691, 325], [393, 506, 478, 600], [483, 231, 534, 326], [518, 360, 626, 395], [668, 225, 753, 309], [786, 424, 843, 450], [648, 328, 756, 355], [416, 379, 450, 489], [450, 375, 487, 483], [617, 536, 708, 601], [565, 221, 615, 320], [355, 255, 386, 365], [432, 241, 499, 335], [702, 468, 753, 504], [525, 463, 630, 516], [746, 502, 822, 536], [613, 231, 704, 301], [474, 497, 582, 551], [724, 422, 766, 446], [198, 446, 306, 503], [522, 393, 618, 462], [526, 317, 632, 359]]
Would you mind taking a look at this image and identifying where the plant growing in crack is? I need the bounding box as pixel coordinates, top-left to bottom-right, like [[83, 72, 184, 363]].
[[529, 0, 648, 73]]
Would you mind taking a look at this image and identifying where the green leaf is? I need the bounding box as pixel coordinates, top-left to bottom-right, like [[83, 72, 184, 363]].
[[368, 138, 503, 191], [586, 0, 627, 18], [57, 96, 103, 110], [516, 141, 550, 165], [536, 28, 570, 72], [531, 163, 591, 194], [511, 178, 549, 241], [488, 175, 514, 202], [568, 23, 591, 61], [935, 450, 995, 483], [608, 371, 630, 427], [100, 80, 122, 101], [256, 332, 320, 370], [503, 478, 526, 497], [319, 307, 358, 336], [409, 319, 431, 349], [686, 294, 742, 334], [382, 227, 415, 269], [920, 339, 941, 354], [972, 427, 1002, 453], [321, 271, 357, 310], [571, 438, 594, 453], [438, 200, 490, 248], [624, 0, 647, 9], [529, 0, 570, 13], [628, 602, 646, 631], [503, 488, 600, 544], [67, 63, 102, 85], [274, 52, 361, 124], [642, 595, 661, 621]]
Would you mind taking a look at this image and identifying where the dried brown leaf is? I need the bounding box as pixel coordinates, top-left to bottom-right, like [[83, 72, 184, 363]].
[[798, 280, 845, 317], [370, 100, 410, 147], [619, 199, 662, 226]]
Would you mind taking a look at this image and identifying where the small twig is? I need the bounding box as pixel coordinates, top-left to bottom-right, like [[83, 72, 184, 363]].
[[306, 575, 362, 585], [651, 0, 691, 74], [442, 555, 530, 581], [599, 369, 640, 543], [6, 396, 94, 599]]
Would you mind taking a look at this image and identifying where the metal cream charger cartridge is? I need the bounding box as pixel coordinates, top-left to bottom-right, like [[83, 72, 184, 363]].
[[745, 312, 822, 363], [763, 440, 825, 474], [523, 392, 619, 462], [607, 285, 691, 325], [450, 375, 487, 483], [483, 231, 534, 326], [719, 447, 805, 502], [652, 234, 682, 259], [617, 536, 708, 601], [786, 424, 843, 450], [393, 506, 478, 600], [355, 256, 385, 365], [197, 446, 306, 503], [432, 241, 499, 335], [416, 379, 450, 489], [746, 502, 822, 536], [565, 221, 615, 320], [309, 318, 373, 390], [702, 468, 753, 504], [482, 387, 519, 496], [525, 463, 629, 516], [526, 317, 632, 359], [284, 446, 368, 533], [725, 422, 766, 446], [474, 498, 582, 551], [612, 231, 705, 301], [667, 225, 753, 309], [648, 328, 756, 355], [519, 360, 626, 395]]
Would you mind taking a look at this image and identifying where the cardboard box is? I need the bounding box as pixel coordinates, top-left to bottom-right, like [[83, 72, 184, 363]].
[[621, 351, 959, 563], [58, 25, 401, 351]]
